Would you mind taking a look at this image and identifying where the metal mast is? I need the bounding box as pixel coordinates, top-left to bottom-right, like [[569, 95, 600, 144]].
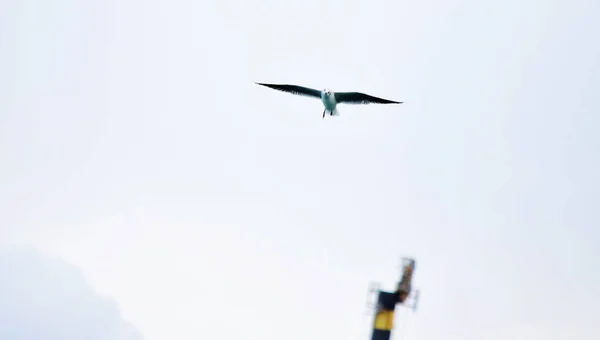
[[368, 258, 420, 340]]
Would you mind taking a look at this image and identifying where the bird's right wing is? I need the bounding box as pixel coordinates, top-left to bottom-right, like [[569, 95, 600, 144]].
[[255, 83, 322, 99], [334, 91, 402, 104]]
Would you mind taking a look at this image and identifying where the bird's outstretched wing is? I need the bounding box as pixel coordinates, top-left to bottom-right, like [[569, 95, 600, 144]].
[[255, 83, 322, 99], [334, 92, 402, 105]]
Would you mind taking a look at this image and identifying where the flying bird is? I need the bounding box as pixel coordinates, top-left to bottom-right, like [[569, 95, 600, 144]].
[[255, 82, 403, 118]]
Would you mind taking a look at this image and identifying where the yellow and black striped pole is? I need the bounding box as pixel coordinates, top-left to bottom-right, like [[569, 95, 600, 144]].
[[370, 259, 416, 340]]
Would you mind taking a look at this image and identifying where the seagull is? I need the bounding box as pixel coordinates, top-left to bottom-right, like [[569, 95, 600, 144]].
[[255, 82, 403, 118]]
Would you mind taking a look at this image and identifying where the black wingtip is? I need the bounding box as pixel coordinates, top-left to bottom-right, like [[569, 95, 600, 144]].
[[255, 82, 274, 87]]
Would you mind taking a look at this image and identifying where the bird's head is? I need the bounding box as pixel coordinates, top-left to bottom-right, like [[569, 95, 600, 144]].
[[323, 88, 332, 96]]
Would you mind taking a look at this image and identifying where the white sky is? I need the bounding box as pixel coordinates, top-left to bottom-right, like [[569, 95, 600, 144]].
[[1, 0, 599, 340]]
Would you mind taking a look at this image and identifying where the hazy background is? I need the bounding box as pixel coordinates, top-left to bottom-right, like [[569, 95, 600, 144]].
[[1, 0, 599, 340], [0, 245, 142, 340]]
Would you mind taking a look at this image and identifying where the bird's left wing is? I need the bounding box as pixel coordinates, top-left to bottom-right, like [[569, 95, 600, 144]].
[[334, 92, 403, 104], [255, 83, 322, 99]]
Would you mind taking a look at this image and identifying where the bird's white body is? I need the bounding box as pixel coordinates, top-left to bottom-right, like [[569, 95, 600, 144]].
[[320, 88, 340, 116]]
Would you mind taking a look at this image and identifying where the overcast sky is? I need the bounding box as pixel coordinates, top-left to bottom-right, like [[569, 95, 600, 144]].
[[1, 0, 599, 340]]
